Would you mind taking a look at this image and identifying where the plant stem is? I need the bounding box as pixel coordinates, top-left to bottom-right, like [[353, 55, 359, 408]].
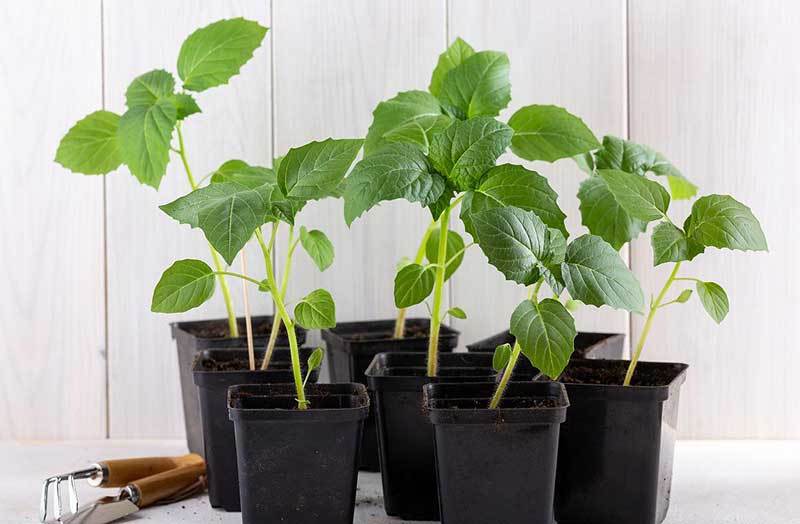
[[214, 271, 263, 286], [240, 253, 256, 371], [175, 123, 239, 337], [394, 220, 437, 339], [489, 342, 523, 409], [624, 262, 682, 386], [260, 226, 298, 370], [427, 206, 452, 377]]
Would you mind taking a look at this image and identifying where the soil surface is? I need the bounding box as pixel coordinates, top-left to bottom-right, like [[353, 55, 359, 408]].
[[437, 397, 561, 410], [186, 318, 288, 339], [196, 357, 290, 372], [560, 361, 678, 386], [346, 322, 430, 341]]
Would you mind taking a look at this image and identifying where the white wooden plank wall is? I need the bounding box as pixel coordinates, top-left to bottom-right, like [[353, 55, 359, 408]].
[[1, 0, 797, 438]]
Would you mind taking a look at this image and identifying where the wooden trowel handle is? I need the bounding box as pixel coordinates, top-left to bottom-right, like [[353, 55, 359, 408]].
[[131, 461, 207, 508], [94, 454, 204, 487]]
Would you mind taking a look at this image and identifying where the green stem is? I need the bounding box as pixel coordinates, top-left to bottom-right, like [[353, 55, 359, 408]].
[[260, 226, 298, 370], [427, 206, 452, 377], [394, 220, 437, 339], [624, 262, 682, 386], [214, 271, 263, 286], [489, 342, 523, 409]]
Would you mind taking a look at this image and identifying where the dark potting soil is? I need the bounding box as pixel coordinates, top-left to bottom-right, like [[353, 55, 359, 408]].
[[432, 397, 561, 410], [195, 356, 290, 372], [560, 361, 676, 387], [345, 322, 429, 341], [184, 318, 286, 339]]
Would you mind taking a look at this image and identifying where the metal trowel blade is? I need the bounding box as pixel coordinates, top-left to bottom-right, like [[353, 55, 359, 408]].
[[49, 497, 138, 524]]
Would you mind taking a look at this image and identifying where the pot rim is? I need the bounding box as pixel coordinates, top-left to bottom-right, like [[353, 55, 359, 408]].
[[228, 383, 370, 423], [321, 318, 460, 346]]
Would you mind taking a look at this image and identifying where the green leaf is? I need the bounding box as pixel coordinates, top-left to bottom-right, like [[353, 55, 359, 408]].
[[425, 229, 465, 281], [510, 298, 576, 379], [151, 259, 215, 313], [651, 222, 691, 266], [473, 207, 550, 286], [446, 307, 467, 320], [125, 70, 175, 108], [686, 195, 768, 252], [460, 164, 567, 238], [696, 281, 729, 323], [540, 228, 566, 295], [365, 90, 445, 156], [177, 18, 268, 92], [561, 234, 645, 313], [508, 105, 600, 162], [294, 289, 336, 329], [438, 51, 511, 119], [118, 99, 177, 189], [428, 117, 513, 191], [573, 152, 595, 174], [429, 37, 475, 97], [307, 347, 324, 371], [343, 142, 446, 225], [565, 299, 583, 312], [394, 263, 435, 308], [427, 182, 457, 220], [675, 289, 693, 303], [383, 114, 452, 155], [300, 227, 334, 272], [492, 343, 512, 372], [577, 176, 646, 250], [277, 138, 363, 201], [56, 110, 123, 175], [210, 159, 275, 188], [597, 169, 670, 222], [172, 93, 201, 120], [668, 176, 698, 200]]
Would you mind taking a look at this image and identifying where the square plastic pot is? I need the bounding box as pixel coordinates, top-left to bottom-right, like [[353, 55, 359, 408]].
[[171, 315, 307, 455], [467, 329, 625, 360], [424, 381, 569, 524], [321, 318, 460, 471], [228, 383, 369, 524], [192, 348, 315, 511], [365, 352, 499, 520], [551, 359, 689, 524]]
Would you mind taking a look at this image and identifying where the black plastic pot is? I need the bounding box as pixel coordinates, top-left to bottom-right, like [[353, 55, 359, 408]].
[[171, 315, 307, 455], [552, 359, 689, 524], [321, 318, 460, 471], [467, 329, 625, 360], [228, 383, 369, 524], [424, 381, 569, 524], [192, 348, 315, 511], [365, 352, 501, 520]]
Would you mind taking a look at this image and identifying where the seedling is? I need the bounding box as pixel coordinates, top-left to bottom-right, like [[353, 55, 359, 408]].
[[345, 38, 605, 376], [151, 138, 362, 408], [55, 18, 269, 337]]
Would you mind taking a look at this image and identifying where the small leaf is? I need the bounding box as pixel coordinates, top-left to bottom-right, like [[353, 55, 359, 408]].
[[577, 176, 646, 250], [151, 259, 215, 313], [438, 50, 511, 119], [294, 289, 336, 329], [277, 138, 363, 201], [510, 298, 577, 379], [307, 347, 324, 371], [651, 222, 703, 266], [300, 227, 335, 272], [597, 169, 670, 222], [210, 159, 275, 188], [172, 93, 201, 120], [540, 228, 567, 295], [492, 343, 512, 372], [56, 110, 122, 175], [258, 279, 270, 292], [675, 289, 693, 303], [572, 152, 595, 174], [394, 263, 436, 308], [429, 37, 475, 97], [447, 307, 467, 320], [365, 90, 445, 155], [696, 281, 729, 323], [125, 70, 175, 108], [508, 105, 600, 162], [177, 18, 268, 92], [383, 114, 452, 155], [686, 195, 768, 252], [425, 229, 465, 281], [118, 99, 177, 189]]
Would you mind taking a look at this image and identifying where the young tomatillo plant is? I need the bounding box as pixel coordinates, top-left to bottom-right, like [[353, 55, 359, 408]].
[[55, 18, 269, 338], [345, 38, 601, 375], [150, 138, 362, 408]]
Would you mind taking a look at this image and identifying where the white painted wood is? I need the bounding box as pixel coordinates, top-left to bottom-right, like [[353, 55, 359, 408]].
[[629, 0, 800, 438], [0, 0, 107, 439], [103, 0, 272, 438], [447, 0, 630, 348], [271, 0, 447, 328]]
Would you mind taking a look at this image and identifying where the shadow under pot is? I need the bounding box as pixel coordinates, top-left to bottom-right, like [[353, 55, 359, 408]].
[[172, 315, 307, 455], [424, 381, 569, 524], [228, 383, 369, 524], [550, 358, 689, 524], [192, 347, 316, 512], [321, 318, 460, 471], [467, 329, 626, 360], [365, 352, 505, 521]]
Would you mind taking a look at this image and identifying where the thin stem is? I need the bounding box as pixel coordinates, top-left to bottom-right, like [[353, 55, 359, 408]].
[[240, 254, 256, 371], [260, 225, 298, 370], [624, 262, 682, 386], [214, 271, 263, 286], [489, 342, 523, 409], [445, 242, 475, 267], [674, 277, 702, 283], [394, 220, 438, 339], [427, 205, 452, 377]]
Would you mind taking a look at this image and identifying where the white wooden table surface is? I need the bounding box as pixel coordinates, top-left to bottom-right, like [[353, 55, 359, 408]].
[[2, 440, 798, 523]]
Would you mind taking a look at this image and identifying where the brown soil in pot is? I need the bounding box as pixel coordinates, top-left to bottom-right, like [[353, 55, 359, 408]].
[[196, 356, 291, 372], [185, 318, 288, 339], [559, 361, 677, 387], [345, 322, 430, 341]]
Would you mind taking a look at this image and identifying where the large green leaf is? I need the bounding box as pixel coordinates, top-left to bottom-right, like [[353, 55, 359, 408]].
[[508, 105, 600, 162], [429, 117, 513, 191], [56, 111, 122, 175], [365, 90, 445, 155], [696, 281, 729, 324], [561, 234, 645, 313], [460, 164, 567, 238], [472, 207, 550, 286], [425, 229, 465, 281], [437, 51, 511, 119], [510, 298, 576, 379], [294, 289, 336, 329], [125, 70, 175, 108], [277, 138, 363, 201], [597, 169, 670, 222], [429, 37, 475, 97], [383, 114, 452, 155], [686, 195, 768, 252], [300, 227, 334, 272], [394, 263, 436, 308], [577, 176, 647, 250], [343, 143, 446, 225], [118, 99, 176, 189], [151, 259, 215, 313], [177, 18, 268, 92]]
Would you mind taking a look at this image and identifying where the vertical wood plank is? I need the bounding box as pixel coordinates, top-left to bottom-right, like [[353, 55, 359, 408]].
[[104, 0, 271, 438], [0, 0, 106, 438], [271, 0, 447, 329], [629, 0, 800, 438], [447, 0, 629, 348]]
